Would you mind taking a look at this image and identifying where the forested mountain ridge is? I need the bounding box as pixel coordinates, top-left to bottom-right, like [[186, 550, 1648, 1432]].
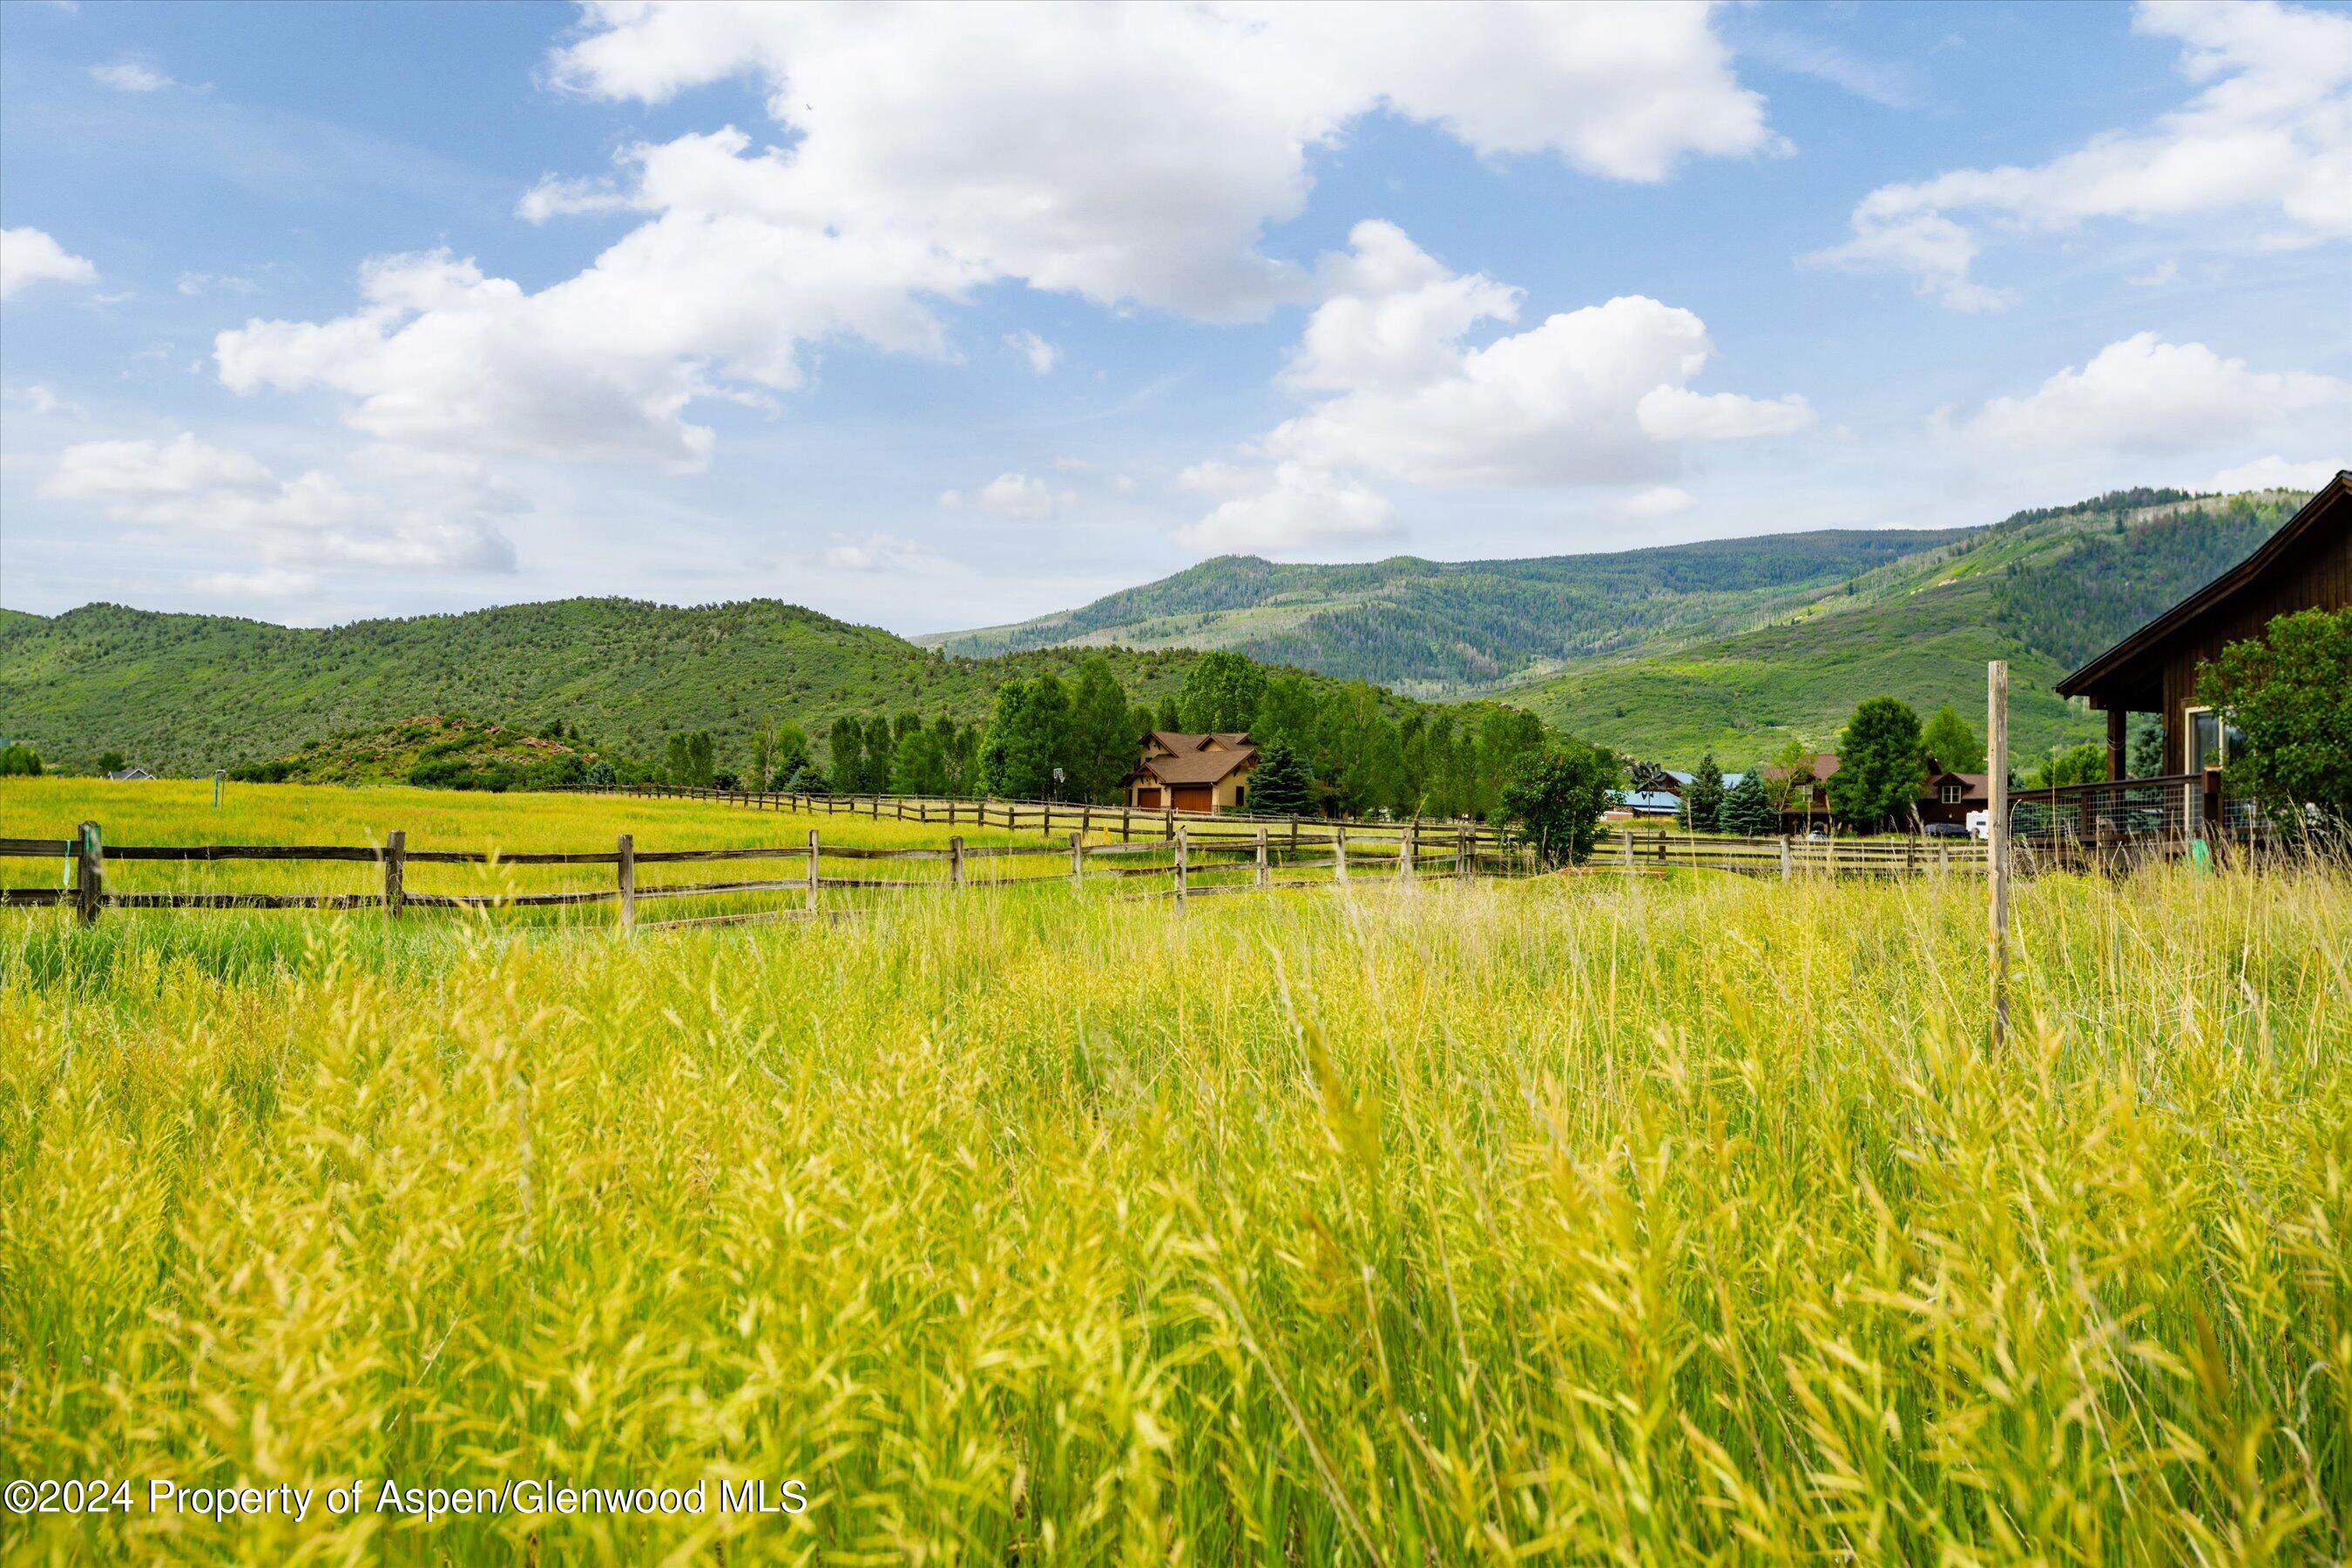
[[1514, 488, 2303, 762], [924, 530, 1976, 693], [0, 598, 1217, 776]]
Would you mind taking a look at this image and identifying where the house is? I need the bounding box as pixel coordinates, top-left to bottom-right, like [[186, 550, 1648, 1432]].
[[1605, 789, 1681, 821], [2055, 471, 2349, 779], [104, 767, 155, 781], [1769, 753, 1988, 831], [1125, 730, 1257, 814]]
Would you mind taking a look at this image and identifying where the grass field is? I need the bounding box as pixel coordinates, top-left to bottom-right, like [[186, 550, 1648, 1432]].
[[2, 783, 2346, 1563]]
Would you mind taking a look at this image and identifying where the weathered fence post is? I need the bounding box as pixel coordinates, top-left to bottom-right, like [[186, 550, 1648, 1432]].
[[617, 833, 636, 932], [1256, 824, 1270, 888], [1779, 835, 1791, 882], [1988, 659, 2011, 1052], [384, 828, 406, 920], [950, 835, 966, 891], [1624, 829, 1634, 875], [1121, 806, 1132, 843], [1400, 820, 1416, 882], [807, 828, 821, 913], [74, 821, 102, 925], [1081, 804, 1092, 841], [1174, 823, 1188, 909], [1334, 822, 1348, 884], [1070, 830, 1084, 889], [1457, 826, 1471, 882]]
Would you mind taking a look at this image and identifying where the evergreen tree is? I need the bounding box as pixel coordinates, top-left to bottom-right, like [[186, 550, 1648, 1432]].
[[1719, 769, 1777, 835], [1677, 753, 1725, 832], [1066, 657, 1136, 803], [1919, 705, 1986, 773], [859, 714, 897, 793], [1827, 698, 1926, 829], [2126, 717, 2163, 779], [1247, 738, 1315, 817]]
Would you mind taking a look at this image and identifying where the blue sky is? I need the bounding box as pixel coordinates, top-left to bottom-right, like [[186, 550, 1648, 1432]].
[[3, 0, 2347, 634]]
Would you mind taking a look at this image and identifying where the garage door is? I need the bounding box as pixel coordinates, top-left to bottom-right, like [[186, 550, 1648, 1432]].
[[1173, 785, 1213, 814], [1134, 787, 1162, 809]]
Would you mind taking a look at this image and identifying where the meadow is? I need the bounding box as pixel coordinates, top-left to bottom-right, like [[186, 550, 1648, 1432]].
[[1, 781, 2345, 1563]]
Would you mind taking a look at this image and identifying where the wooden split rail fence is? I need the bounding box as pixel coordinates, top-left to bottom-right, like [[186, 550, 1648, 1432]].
[[562, 783, 1510, 852], [1608, 828, 1990, 879], [1, 820, 1535, 931]]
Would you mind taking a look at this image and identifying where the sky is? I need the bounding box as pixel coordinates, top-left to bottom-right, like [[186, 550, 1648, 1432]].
[[2, 0, 2347, 637]]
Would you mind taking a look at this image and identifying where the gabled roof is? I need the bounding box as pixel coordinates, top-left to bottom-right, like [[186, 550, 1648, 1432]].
[[105, 767, 154, 781], [1617, 790, 1680, 813], [1133, 747, 1256, 787], [2057, 471, 2350, 700]]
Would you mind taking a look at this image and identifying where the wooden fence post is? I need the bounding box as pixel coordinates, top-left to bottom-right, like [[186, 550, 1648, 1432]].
[[1457, 826, 1471, 882], [1334, 822, 1348, 883], [1121, 806, 1132, 843], [384, 828, 406, 919], [1174, 823, 1188, 909], [1988, 659, 2011, 1052], [74, 820, 101, 925], [950, 835, 965, 891], [1624, 829, 1634, 875], [617, 833, 636, 932], [1400, 820, 1416, 882], [1256, 824, 1270, 888], [1779, 836, 1790, 882], [1081, 804, 1093, 841], [1070, 831, 1084, 889], [807, 828, 821, 913]]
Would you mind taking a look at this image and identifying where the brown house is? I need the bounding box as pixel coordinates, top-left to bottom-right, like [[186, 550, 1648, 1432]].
[[1125, 730, 1257, 814], [1773, 752, 1989, 831], [2056, 472, 2350, 779]]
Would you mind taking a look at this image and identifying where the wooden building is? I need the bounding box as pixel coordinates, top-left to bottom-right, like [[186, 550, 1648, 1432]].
[[1125, 730, 1257, 814], [2056, 471, 2350, 779], [1768, 752, 1988, 832]]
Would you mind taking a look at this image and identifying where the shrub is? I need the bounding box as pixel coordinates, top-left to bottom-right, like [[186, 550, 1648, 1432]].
[[1497, 740, 1620, 867]]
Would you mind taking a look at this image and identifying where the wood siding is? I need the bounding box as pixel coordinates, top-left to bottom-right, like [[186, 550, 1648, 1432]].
[[2156, 515, 2349, 773]]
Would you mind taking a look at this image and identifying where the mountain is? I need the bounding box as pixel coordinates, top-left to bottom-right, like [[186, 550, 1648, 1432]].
[[923, 530, 1977, 695], [1511, 489, 2301, 763], [0, 598, 1229, 776]]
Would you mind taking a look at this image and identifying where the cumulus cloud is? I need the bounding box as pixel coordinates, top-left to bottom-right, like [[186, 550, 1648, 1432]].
[[221, 5, 1772, 469], [1260, 222, 1811, 489], [1004, 330, 1060, 375], [1176, 462, 1401, 556], [1, 227, 97, 301], [939, 471, 1071, 520], [90, 60, 172, 92], [1182, 222, 1808, 553], [2207, 455, 2342, 491], [44, 433, 518, 576], [1955, 333, 2347, 452], [1811, 0, 2352, 308], [1619, 484, 1697, 518]]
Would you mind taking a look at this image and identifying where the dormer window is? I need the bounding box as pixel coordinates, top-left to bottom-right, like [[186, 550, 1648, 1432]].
[[1940, 782, 1963, 805]]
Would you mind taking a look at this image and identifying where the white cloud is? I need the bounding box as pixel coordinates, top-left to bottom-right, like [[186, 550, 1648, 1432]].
[[1, 227, 97, 301], [1811, 0, 2352, 308], [2126, 260, 2181, 287], [192, 568, 319, 600], [1260, 222, 1811, 489], [91, 60, 172, 92], [821, 531, 932, 572], [1004, 330, 1060, 375], [1619, 484, 1697, 517], [2206, 455, 2342, 491], [941, 471, 1071, 521], [1957, 333, 2347, 452], [1176, 462, 1400, 556], [221, 5, 1771, 470], [44, 433, 518, 575], [1636, 386, 1815, 442], [177, 272, 258, 296]]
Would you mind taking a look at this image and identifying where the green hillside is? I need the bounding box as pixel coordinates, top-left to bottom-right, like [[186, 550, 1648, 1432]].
[[1516, 490, 2299, 763], [925, 531, 1975, 693], [0, 598, 1227, 777]]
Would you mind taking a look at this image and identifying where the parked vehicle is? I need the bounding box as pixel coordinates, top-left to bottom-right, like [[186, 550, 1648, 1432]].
[[1924, 821, 1971, 839], [1965, 809, 1990, 840]]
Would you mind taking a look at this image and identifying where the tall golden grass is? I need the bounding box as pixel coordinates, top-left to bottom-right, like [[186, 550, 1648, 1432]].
[[1, 782, 2345, 1562]]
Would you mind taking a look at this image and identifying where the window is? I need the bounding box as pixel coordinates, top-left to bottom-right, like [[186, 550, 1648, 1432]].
[[1233, 786, 1246, 808], [1939, 782, 1964, 805], [2186, 706, 2222, 772]]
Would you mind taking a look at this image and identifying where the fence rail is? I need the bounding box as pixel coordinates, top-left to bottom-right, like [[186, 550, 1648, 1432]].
[[559, 783, 1510, 848], [2, 819, 1534, 930]]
